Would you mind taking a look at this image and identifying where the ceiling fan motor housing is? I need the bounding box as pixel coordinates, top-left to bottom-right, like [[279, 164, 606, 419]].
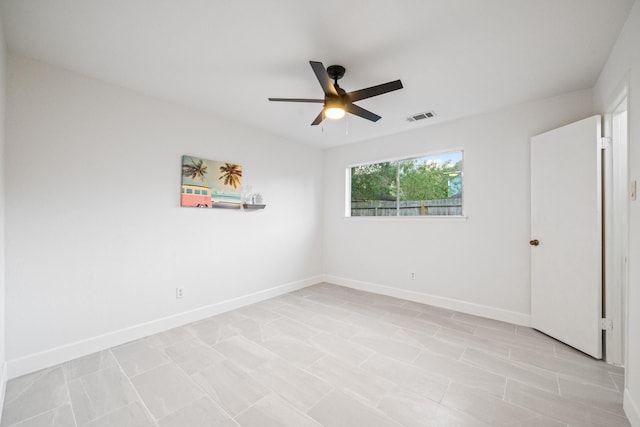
[[327, 65, 346, 82]]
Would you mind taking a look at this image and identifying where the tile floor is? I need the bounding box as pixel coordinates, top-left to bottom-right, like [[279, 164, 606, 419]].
[[0, 283, 631, 427]]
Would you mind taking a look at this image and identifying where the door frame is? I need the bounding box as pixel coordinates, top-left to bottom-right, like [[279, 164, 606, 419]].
[[602, 76, 630, 366]]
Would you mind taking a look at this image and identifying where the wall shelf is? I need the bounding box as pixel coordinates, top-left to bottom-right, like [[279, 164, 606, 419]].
[[243, 203, 266, 210]]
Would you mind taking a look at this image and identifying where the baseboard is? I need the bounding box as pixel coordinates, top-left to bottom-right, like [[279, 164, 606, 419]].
[[6, 275, 322, 380], [625, 389, 640, 427], [323, 275, 531, 327]]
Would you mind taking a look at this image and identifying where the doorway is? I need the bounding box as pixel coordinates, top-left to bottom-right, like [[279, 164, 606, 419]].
[[529, 98, 629, 364], [603, 91, 629, 366]]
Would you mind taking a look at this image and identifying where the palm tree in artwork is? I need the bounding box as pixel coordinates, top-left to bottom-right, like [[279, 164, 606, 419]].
[[219, 163, 242, 188], [182, 158, 208, 182]]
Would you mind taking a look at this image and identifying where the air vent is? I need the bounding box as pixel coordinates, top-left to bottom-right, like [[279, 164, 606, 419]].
[[407, 111, 437, 122]]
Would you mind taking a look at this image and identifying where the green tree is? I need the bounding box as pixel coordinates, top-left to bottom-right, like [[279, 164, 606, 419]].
[[351, 161, 397, 201], [351, 157, 462, 202], [398, 159, 461, 201]]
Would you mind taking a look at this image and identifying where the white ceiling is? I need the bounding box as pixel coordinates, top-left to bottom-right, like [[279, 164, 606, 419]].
[[0, 0, 634, 148]]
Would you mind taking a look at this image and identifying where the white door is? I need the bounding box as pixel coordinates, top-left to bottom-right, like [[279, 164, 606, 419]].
[[530, 115, 603, 359]]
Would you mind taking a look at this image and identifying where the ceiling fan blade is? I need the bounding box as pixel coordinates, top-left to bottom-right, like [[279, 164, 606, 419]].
[[346, 80, 403, 103], [345, 103, 381, 122], [310, 109, 325, 126], [310, 61, 338, 97], [268, 98, 324, 103]]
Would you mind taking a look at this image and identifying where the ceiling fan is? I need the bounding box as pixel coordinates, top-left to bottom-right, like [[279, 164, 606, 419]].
[[268, 61, 403, 126]]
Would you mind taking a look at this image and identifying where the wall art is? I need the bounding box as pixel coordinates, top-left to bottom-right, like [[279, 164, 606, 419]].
[[181, 155, 242, 209]]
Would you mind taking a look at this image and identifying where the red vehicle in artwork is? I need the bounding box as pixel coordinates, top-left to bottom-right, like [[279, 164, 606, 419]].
[[181, 185, 210, 207]]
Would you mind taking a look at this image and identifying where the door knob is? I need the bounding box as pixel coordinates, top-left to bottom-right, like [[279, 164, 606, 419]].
[[529, 239, 540, 246]]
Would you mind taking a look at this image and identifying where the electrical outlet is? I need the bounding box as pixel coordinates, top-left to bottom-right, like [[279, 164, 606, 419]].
[[410, 272, 415, 280], [176, 288, 184, 299]]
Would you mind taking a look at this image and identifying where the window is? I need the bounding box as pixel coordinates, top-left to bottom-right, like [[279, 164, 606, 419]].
[[186, 188, 193, 194], [349, 150, 463, 217], [195, 189, 201, 195]]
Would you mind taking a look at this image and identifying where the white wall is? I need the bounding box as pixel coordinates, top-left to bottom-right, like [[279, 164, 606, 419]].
[[594, 2, 640, 425], [0, 14, 7, 411], [323, 90, 595, 324], [4, 54, 323, 376]]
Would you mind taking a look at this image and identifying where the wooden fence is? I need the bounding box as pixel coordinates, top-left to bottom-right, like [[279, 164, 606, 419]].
[[351, 198, 462, 216]]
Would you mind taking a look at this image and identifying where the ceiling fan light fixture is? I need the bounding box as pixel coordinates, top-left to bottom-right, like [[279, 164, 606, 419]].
[[325, 106, 345, 120], [268, 61, 403, 126]]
